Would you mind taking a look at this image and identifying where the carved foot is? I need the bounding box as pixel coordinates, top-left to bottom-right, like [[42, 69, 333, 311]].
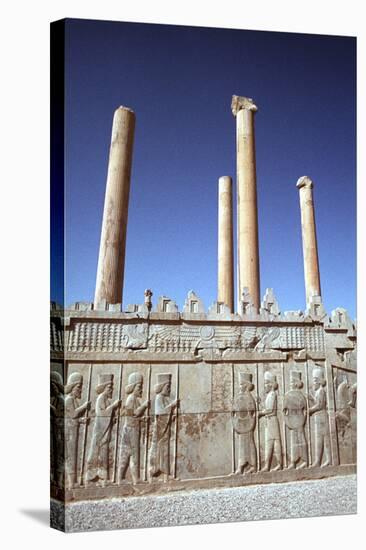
[[298, 461, 307, 470], [235, 467, 243, 475], [287, 462, 296, 470], [321, 461, 330, 468], [261, 464, 270, 472], [272, 464, 282, 472], [247, 466, 256, 474]]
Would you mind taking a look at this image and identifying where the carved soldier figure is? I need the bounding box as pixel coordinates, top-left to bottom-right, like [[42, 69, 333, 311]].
[[148, 373, 179, 482], [64, 372, 91, 489], [258, 371, 282, 472], [334, 373, 352, 438], [231, 372, 257, 474], [50, 370, 64, 487], [308, 366, 331, 467], [118, 372, 149, 484], [349, 382, 357, 409], [283, 371, 308, 469], [86, 374, 121, 485]]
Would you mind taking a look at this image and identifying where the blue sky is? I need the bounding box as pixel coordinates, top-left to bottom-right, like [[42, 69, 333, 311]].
[[58, 19, 356, 318]]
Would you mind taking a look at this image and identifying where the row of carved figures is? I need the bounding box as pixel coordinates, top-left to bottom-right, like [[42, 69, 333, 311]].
[[232, 369, 356, 474], [50, 367, 356, 489]]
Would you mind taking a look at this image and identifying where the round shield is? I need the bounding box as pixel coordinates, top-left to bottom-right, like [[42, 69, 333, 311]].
[[232, 413, 256, 434], [283, 390, 307, 429]]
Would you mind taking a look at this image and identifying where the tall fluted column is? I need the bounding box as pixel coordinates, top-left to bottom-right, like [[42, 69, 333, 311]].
[[94, 106, 136, 306], [218, 176, 234, 312], [296, 176, 321, 305], [231, 95, 260, 311]]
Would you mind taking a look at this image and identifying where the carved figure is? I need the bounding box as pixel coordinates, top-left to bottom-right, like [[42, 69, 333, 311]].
[[231, 372, 257, 473], [308, 366, 331, 467], [64, 372, 90, 488], [118, 372, 149, 484], [334, 373, 353, 438], [50, 371, 65, 487], [148, 373, 178, 482], [258, 371, 282, 471], [349, 383, 357, 409], [86, 374, 121, 485], [283, 371, 308, 469], [255, 327, 281, 351]]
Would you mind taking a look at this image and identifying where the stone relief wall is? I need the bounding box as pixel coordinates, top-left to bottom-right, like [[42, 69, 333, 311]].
[[50, 297, 357, 502]]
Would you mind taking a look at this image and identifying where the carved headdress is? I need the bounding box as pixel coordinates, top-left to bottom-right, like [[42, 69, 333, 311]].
[[239, 372, 254, 390], [50, 370, 64, 392], [264, 371, 278, 389], [154, 373, 171, 394], [126, 372, 143, 394], [96, 373, 114, 394], [65, 372, 83, 394], [313, 366, 325, 381], [290, 371, 303, 388]]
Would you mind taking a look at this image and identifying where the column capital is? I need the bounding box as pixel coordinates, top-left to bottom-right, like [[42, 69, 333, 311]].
[[115, 105, 135, 115], [231, 95, 258, 116], [296, 176, 313, 190]]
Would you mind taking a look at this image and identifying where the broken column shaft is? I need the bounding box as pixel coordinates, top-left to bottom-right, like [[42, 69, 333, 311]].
[[94, 106, 136, 306], [232, 95, 261, 311], [218, 176, 234, 312], [296, 176, 321, 305]]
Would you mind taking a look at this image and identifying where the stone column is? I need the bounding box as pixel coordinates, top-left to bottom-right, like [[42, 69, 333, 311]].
[[296, 176, 321, 305], [94, 106, 136, 306], [218, 176, 234, 312], [231, 95, 260, 311]]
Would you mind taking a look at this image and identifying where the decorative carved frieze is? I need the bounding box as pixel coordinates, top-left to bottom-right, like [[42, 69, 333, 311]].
[[51, 349, 357, 499]]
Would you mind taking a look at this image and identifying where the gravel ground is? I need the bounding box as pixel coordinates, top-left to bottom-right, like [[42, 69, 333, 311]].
[[51, 474, 357, 532]]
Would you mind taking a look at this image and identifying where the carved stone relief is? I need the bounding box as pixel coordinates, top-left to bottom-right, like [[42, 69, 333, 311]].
[[65, 368, 91, 488], [50, 366, 65, 488], [333, 368, 357, 465], [52, 314, 357, 502], [308, 364, 331, 467], [232, 371, 257, 474], [148, 372, 179, 482], [118, 371, 149, 484], [85, 364, 122, 486], [258, 369, 283, 471], [283, 370, 308, 469]]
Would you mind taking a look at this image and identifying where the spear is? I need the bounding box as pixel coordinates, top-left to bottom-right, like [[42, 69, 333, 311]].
[[144, 365, 152, 481], [304, 361, 312, 466], [231, 363, 235, 474], [256, 363, 261, 471], [173, 365, 180, 479], [79, 364, 92, 486], [113, 364, 123, 483], [282, 362, 288, 469]]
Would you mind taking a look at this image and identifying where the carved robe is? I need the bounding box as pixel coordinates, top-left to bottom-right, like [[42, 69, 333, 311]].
[[65, 395, 87, 486], [232, 391, 257, 468], [50, 393, 64, 486], [283, 389, 308, 463], [87, 393, 117, 481], [149, 394, 174, 476], [263, 390, 281, 441], [309, 386, 331, 465], [335, 381, 351, 437], [119, 394, 145, 479]]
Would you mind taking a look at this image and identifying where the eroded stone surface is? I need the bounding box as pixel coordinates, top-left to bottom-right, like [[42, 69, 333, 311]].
[[51, 297, 357, 506]]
